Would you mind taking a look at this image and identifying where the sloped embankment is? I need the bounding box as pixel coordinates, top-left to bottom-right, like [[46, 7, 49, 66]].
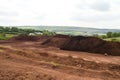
[[41, 34, 70, 47]]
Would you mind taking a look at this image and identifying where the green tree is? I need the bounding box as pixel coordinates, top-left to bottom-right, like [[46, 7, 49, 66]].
[[107, 32, 113, 38], [11, 27, 18, 32], [0, 26, 4, 33], [42, 30, 56, 36], [101, 35, 107, 39], [4, 27, 10, 32], [112, 32, 118, 37], [23, 29, 35, 34], [93, 34, 99, 37]]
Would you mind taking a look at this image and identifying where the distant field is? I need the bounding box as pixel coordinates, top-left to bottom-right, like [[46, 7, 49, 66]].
[[20, 26, 120, 35], [0, 34, 17, 40], [104, 37, 120, 42]]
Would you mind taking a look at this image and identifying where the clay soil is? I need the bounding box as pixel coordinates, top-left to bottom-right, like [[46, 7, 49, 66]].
[[0, 35, 120, 80]]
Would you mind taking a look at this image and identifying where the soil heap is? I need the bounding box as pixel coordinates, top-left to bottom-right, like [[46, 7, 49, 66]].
[[60, 36, 120, 56], [12, 34, 40, 41], [42, 35, 120, 56], [41, 34, 70, 47]]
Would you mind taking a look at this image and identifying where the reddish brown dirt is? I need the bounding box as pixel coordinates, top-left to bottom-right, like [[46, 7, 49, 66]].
[[41, 34, 70, 47], [0, 38, 120, 80]]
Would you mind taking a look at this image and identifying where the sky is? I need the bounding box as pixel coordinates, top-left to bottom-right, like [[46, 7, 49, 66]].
[[0, 0, 120, 29]]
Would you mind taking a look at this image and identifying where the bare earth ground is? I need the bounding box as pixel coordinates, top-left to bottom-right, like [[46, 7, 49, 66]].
[[0, 41, 120, 80]]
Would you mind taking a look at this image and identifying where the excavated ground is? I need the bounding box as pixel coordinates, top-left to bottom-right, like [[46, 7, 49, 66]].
[[0, 35, 120, 80]]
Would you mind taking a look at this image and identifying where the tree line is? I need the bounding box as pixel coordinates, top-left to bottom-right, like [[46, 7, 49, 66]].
[[0, 26, 42, 34], [94, 32, 120, 39], [0, 26, 56, 35], [106, 32, 120, 38]]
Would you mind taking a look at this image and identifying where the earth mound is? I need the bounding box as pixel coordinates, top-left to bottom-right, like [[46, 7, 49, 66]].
[[60, 36, 120, 56], [100, 42, 120, 56], [41, 34, 70, 47], [42, 35, 120, 56], [11, 34, 40, 41]]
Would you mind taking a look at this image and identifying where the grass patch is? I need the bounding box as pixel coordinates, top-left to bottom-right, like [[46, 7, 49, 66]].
[[0, 34, 17, 40], [104, 37, 120, 42]]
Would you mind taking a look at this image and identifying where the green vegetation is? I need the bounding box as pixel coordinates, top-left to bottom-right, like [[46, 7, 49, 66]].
[[103, 32, 120, 42], [0, 26, 119, 42], [0, 26, 40, 40], [0, 26, 56, 40], [93, 32, 120, 42], [0, 33, 17, 40], [0, 26, 41, 34], [42, 30, 56, 36], [104, 37, 120, 42]]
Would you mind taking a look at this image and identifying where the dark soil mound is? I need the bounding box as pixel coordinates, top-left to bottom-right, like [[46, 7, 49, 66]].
[[12, 34, 40, 41], [41, 34, 70, 47], [42, 35, 120, 56], [60, 36, 120, 56], [61, 36, 104, 51], [61, 36, 105, 51], [53, 34, 70, 38], [100, 42, 120, 56]]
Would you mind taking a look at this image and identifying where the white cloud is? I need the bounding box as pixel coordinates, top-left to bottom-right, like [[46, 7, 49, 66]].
[[90, 1, 110, 11], [72, 12, 120, 22], [0, 0, 119, 29], [77, 0, 111, 11], [0, 10, 18, 17]]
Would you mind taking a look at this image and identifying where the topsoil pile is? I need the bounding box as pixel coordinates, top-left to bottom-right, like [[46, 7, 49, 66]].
[[41, 34, 70, 47], [12, 34, 40, 41], [42, 35, 120, 56]]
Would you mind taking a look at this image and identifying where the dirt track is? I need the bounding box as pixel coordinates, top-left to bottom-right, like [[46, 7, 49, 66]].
[[0, 40, 120, 80]]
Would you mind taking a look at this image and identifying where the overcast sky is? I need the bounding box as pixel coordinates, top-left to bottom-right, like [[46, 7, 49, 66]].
[[0, 0, 120, 29]]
